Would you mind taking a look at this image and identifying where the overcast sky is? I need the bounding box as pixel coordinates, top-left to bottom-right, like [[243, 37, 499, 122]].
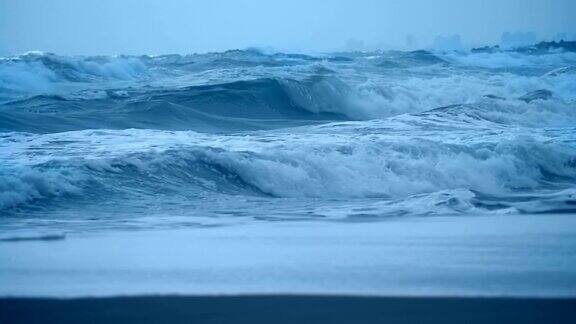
[[1, 0, 575, 55]]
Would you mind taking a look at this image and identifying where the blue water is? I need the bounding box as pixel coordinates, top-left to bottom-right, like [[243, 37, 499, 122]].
[[1, 45, 576, 233]]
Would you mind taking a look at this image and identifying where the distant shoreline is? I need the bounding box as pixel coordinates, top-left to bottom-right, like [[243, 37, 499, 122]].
[[2, 295, 576, 324]]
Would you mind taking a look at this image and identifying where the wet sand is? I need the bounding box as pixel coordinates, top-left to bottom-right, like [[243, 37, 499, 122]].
[[3, 215, 576, 298]]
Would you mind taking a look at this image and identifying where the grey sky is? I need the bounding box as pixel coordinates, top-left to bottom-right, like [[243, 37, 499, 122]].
[[1, 0, 575, 55]]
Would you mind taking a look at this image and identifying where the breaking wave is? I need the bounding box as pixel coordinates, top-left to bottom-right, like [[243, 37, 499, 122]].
[[2, 123, 575, 215], [1, 43, 576, 225]]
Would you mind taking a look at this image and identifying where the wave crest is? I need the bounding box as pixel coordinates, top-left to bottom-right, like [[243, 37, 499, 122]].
[[2, 128, 575, 214]]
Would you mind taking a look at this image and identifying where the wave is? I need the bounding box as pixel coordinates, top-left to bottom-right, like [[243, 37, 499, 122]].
[[2, 69, 575, 134], [2, 126, 575, 214], [0, 77, 355, 133], [440, 50, 576, 70], [416, 97, 576, 128], [0, 52, 147, 95], [0, 49, 326, 97], [2, 47, 576, 126], [373, 50, 447, 68], [2, 46, 576, 224]]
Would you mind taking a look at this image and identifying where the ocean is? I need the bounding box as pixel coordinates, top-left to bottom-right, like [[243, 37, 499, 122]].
[[1, 45, 575, 234]]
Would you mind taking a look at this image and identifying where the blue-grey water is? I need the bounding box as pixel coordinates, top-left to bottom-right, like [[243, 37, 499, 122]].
[[1, 45, 576, 235]]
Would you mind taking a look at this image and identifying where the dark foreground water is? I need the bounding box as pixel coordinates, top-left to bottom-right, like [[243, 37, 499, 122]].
[[2, 296, 576, 324]]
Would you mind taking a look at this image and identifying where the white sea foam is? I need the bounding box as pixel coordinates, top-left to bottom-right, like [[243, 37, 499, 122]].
[[439, 51, 576, 69], [0, 53, 146, 96], [1, 47, 575, 225], [1, 122, 574, 214]]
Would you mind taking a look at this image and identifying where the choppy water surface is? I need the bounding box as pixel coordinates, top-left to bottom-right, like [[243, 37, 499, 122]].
[[1, 45, 576, 233]]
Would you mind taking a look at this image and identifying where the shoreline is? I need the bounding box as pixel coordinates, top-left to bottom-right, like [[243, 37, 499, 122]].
[[2, 214, 576, 298]]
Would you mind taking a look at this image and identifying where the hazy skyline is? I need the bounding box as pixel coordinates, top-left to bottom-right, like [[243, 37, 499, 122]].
[[1, 0, 575, 55]]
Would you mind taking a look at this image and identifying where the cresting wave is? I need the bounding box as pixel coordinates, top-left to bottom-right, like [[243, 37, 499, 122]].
[[0, 77, 353, 133], [1, 43, 576, 225], [2, 120, 575, 216]]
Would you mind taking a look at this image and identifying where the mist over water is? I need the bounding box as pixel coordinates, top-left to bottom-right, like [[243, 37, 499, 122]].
[[2, 0, 576, 56]]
